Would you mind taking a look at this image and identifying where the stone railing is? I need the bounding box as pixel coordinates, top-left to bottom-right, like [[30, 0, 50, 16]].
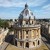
[[15, 38, 41, 42], [14, 24, 41, 28]]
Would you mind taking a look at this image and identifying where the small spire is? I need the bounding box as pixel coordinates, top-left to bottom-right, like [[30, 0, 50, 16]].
[[25, 3, 28, 8]]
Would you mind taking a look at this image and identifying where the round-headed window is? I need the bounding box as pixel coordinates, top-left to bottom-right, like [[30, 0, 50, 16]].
[[38, 40, 40, 45], [33, 42, 35, 46]]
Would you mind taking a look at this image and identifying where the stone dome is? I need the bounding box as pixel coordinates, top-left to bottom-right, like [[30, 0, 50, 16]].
[[19, 4, 35, 19]]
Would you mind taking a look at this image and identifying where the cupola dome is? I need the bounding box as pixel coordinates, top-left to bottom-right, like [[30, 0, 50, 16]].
[[19, 4, 35, 19]]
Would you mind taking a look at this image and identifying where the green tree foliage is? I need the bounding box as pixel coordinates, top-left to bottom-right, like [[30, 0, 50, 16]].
[[10, 19, 13, 21], [0, 19, 9, 28]]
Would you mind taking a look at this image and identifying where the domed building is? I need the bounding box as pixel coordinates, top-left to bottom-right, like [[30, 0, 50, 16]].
[[13, 4, 41, 48]]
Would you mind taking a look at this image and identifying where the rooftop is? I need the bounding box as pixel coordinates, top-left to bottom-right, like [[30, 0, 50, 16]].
[[19, 4, 35, 19]]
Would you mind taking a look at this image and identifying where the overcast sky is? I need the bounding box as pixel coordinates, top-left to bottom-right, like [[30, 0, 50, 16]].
[[0, 0, 50, 19]]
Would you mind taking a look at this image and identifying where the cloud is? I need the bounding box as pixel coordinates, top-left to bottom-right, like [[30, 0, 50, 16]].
[[0, 0, 50, 19], [0, 0, 47, 7], [33, 3, 50, 19], [39, 4, 50, 16], [42, 4, 50, 11]]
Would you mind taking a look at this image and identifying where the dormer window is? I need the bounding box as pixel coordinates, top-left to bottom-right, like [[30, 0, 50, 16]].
[[25, 10, 29, 16]]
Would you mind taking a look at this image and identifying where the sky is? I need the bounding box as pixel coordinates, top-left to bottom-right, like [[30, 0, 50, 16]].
[[0, 0, 50, 19]]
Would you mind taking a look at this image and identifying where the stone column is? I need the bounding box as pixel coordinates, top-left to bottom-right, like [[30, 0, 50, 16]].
[[39, 28, 41, 38], [31, 30, 33, 39], [23, 42, 25, 48], [23, 30, 24, 39], [40, 39, 42, 46], [17, 31, 18, 39], [34, 30, 36, 38], [35, 40, 37, 47], [22, 30, 24, 39], [28, 30, 31, 39], [36, 29, 38, 38], [19, 31, 20, 39], [13, 37, 15, 45], [17, 41, 20, 47], [29, 42, 32, 48]]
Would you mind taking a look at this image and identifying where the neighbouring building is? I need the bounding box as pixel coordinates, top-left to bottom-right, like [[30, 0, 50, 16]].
[[8, 21, 14, 28], [47, 23, 50, 35], [48, 25, 50, 34], [41, 22, 48, 34], [13, 4, 41, 48], [0, 28, 9, 45]]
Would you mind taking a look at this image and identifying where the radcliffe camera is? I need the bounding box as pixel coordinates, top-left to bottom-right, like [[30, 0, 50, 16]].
[[0, 0, 50, 50]]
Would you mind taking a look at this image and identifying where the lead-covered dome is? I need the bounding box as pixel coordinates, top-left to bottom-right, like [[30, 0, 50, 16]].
[[19, 4, 35, 19]]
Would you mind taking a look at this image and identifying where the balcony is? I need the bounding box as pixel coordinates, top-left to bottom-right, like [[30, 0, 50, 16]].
[[14, 24, 41, 29], [15, 38, 40, 42]]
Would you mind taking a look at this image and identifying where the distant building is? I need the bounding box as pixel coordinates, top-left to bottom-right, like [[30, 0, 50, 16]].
[[41, 22, 48, 34], [48, 23, 50, 34], [13, 4, 41, 48], [0, 28, 9, 45], [8, 21, 14, 27]]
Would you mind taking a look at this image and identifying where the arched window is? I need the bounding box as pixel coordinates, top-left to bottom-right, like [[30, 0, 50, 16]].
[[20, 42, 22, 46], [33, 42, 35, 46], [26, 31, 28, 34], [20, 31, 22, 39], [26, 36, 28, 38], [38, 40, 40, 45], [32, 21, 33, 24], [26, 21, 28, 24], [15, 41, 17, 46], [26, 42, 29, 48]]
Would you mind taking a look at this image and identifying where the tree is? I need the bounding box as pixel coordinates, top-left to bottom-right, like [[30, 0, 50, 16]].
[[10, 19, 13, 21], [4, 21, 9, 28]]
